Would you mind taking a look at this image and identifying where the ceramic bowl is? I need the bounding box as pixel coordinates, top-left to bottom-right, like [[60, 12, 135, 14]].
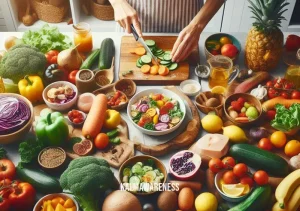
[[106, 91, 128, 111], [205, 33, 242, 61], [114, 79, 137, 98], [195, 91, 225, 116], [33, 193, 79, 211], [119, 155, 167, 195], [215, 171, 252, 203], [38, 147, 67, 171], [127, 88, 186, 136], [67, 109, 87, 127], [224, 93, 262, 127], [179, 79, 201, 97], [0, 93, 34, 144], [42, 81, 78, 111]]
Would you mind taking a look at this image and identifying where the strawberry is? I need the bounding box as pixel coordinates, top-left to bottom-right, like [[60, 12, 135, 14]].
[[238, 112, 247, 117], [231, 101, 242, 112], [237, 97, 246, 107]]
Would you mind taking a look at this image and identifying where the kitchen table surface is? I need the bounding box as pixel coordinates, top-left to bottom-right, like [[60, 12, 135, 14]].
[[0, 31, 299, 204]]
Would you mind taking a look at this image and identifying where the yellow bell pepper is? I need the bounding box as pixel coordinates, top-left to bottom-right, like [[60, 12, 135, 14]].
[[18, 75, 44, 103]]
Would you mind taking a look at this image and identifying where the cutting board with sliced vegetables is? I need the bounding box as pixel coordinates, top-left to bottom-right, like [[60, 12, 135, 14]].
[[119, 36, 200, 85]]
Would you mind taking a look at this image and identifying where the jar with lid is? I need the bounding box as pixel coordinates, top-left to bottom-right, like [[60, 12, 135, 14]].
[[73, 22, 93, 53]]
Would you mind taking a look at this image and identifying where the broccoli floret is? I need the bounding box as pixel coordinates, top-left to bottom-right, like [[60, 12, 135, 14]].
[[0, 44, 46, 83], [60, 156, 115, 211]]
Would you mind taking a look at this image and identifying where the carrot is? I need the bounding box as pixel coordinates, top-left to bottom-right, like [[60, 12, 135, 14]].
[[141, 64, 151, 74], [169, 180, 202, 192], [129, 48, 136, 54], [262, 97, 300, 111], [82, 94, 107, 139], [135, 47, 146, 56], [150, 65, 159, 75], [158, 65, 169, 76], [234, 72, 270, 93]]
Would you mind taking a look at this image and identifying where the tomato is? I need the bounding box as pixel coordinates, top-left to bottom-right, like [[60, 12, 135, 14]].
[[285, 34, 300, 51], [274, 82, 282, 89], [210, 50, 220, 55], [47, 50, 59, 57], [94, 133, 109, 150], [152, 94, 163, 101], [164, 102, 174, 110], [45, 50, 59, 65], [240, 176, 254, 187], [284, 140, 300, 157], [253, 170, 269, 186], [45, 54, 52, 64], [266, 81, 274, 87], [221, 44, 239, 58], [222, 157, 236, 169], [68, 70, 79, 84], [258, 138, 273, 151], [268, 88, 279, 99], [50, 55, 57, 64], [208, 158, 224, 173], [0, 196, 10, 211], [283, 82, 294, 90], [233, 163, 248, 178], [222, 170, 239, 184], [280, 92, 289, 99], [0, 159, 16, 180], [9, 182, 36, 210], [291, 90, 300, 99], [266, 110, 276, 120], [270, 131, 287, 148], [220, 37, 232, 45]]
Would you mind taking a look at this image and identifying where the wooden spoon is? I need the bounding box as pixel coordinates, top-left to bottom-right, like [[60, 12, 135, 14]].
[[94, 57, 115, 88]]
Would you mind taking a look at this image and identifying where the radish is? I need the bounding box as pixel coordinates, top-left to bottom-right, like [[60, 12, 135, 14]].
[[159, 114, 170, 123], [155, 123, 168, 131]]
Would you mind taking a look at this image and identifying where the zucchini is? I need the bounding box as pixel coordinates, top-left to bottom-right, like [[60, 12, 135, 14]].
[[16, 164, 62, 193], [229, 186, 272, 211], [229, 144, 289, 177], [99, 38, 115, 70], [80, 49, 100, 70]]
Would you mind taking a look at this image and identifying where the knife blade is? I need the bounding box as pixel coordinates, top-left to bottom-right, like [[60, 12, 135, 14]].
[[130, 24, 159, 65]]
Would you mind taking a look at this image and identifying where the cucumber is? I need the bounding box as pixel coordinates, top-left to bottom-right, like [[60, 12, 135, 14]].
[[136, 58, 143, 68], [16, 164, 62, 193], [80, 49, 100, 70], [169, 63, 178, 71], [160, 60, 171, 65], [145, 40, 156, 47], [123, 167, 132, 177], [145, 170, 157, 180], [141, 55, 152, 64], [229, 186, 272, 211], [99, 38, 115, 70], [158, 55, 165, 60], [142, 166, 153, 172], [164, 51, 172, 54], [229, 144, 289, 177], [107, 129, 119, 138], [163, 54, 172, 61], [129, 175, 141, 184], [132, 164, 143, 175]]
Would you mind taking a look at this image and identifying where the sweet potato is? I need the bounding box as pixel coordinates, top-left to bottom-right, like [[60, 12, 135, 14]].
[[234, 72, 270, 93], [262, 97, 300, 111], [141, 64, 151, 74], [150, 65, 159, 75], [135, 47, 146, 56], [158, 65, 169, 76]]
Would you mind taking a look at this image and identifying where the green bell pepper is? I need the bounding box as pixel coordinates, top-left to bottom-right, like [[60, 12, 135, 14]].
[[36, 112, 69, 146]]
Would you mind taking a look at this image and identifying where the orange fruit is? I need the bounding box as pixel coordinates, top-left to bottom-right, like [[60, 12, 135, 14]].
[[220, 36, 232, 46], [284, 140, 300, 157], [94, 133, 109, 149], [270, 131, 287, 148]]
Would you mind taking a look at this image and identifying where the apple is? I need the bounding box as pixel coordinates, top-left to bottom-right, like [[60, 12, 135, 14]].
[[104, 109, 121, 129], [221, 44, 239, 58]]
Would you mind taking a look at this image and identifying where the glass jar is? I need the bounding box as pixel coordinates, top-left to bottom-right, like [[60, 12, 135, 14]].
[[285, 65, 300, 89], [0, 77, 5, 93], [73, 22, 93, 53]]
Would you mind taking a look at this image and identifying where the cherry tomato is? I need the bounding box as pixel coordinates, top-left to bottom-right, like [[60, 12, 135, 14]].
[[47, 50, 59, 57], [240, 176, 254, 187], [291, 90, 300, 99], [211, 50, 220, 55], [284, 82, 294, 89], [266, 110, 276, 121], [94, 133, 109, 150], [208, 158, 224, 173], [280, 92, 289, 99], [222, 157, 236, 169], [233, 163, 248, 178], [253, 170, 269, 185], [222, 170, 239, 184], [268, 88, 279, 99], [68, 70, 79, 84], [266, 81, 273, 87], [73, 118, 82, 124], [50, 55, 57, 64], [0, 159, 16, 180], [274, 82, 282, 89], [164, 102, 174, 110], [152, 94, 163, 101], [258, 138, 273, 151]]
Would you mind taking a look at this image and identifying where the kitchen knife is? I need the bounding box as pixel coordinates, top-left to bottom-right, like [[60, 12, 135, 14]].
[[130, 24, 159, 65]]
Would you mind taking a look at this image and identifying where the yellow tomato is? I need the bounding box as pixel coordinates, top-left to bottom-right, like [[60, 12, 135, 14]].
[[146, 108, 156, 117], [270, 131, 287, 148], [206, 40, 221, 51], [284, 140, 300, 157], [156, 100, 164, 108], [153, 114, 159, 124], [220, 36, 232, 45]]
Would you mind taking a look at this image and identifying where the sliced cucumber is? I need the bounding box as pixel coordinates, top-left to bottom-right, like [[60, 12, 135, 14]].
[[123, 168, 132, 177], [136, 162, 143, 167], [145, 40, 156, 47], [163, 54, 172, 61], [141, 55, 152, 64], [131, 164, 143, 175], [154, 51, 164, 56], [154, 169, 161, 176], [158, 55, 165, 60], [129, 175, 141, 184], [169, 63, 178, 71], [154, 49, 163, 54], [165, 51, 172, 54], [136, 59, 142, 68], [143, 166, 153, 172], [160, 60, 171, 65]]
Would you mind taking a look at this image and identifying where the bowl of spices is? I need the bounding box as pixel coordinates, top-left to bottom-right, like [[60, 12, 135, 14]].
[[95, 70, 113, 88], [180, 79, 201, 97], [195, 64, 210, 79], [114, 79, 136, 98], [38, 147, 67, 171], [75, 69, 95, 93]]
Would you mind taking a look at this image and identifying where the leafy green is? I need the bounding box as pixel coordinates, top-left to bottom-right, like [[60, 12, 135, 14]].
[[18, 138, 44, 164], [146, 159, 155, 167], [132, 112, 142, 122], [271, 103, 300, 132], [0, 148, 7, 159], [109, 137, 121, 145], [144, 123, 155, 130], [22, 24, 72, 53], [149, 99, 157, 107]]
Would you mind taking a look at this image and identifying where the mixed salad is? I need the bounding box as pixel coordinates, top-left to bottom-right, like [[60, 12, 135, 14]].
[[130, 93, 184, 131]]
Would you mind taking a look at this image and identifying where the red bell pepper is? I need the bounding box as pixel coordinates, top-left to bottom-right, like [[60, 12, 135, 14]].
[[8, 182, 36, 210]]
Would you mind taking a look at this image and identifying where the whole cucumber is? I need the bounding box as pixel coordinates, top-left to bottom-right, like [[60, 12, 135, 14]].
[[16, 165, 62, 193], [99, 38, 115, 70], [80, 49, 100, 70]]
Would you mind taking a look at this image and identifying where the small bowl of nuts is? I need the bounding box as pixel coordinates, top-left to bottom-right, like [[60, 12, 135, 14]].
[[43, 81, 78, 111]]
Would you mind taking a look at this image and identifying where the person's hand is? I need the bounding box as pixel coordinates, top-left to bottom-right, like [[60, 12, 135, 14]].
[[109, 0, 142, 36], [171, 24, 201, 62]]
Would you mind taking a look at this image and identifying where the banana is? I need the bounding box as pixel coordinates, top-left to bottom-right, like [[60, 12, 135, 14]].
[[273, 186, 300, 211], [272, 202, 285, 211], [275, 169, 300, 209]]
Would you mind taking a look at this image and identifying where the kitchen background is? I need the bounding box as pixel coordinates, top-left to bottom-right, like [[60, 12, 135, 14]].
[[0, 0, 299, 32]]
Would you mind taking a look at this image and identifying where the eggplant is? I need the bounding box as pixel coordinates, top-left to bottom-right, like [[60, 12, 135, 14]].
[[249, 127, 269, 141]]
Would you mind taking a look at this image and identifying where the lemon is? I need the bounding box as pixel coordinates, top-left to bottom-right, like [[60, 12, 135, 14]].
[[223, 125, 248, 143], [222, 184, 245, 197], [242, 184, 250, 195], [201, 113, 223, 133], [211, 86, 227, 95], [195, 192, 218, 211]]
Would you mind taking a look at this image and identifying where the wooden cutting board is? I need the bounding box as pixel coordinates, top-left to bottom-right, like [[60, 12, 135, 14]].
[[119, 36, 200, 85]]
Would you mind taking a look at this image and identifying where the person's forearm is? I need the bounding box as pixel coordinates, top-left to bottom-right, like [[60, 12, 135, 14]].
[[191, 0, 225, 32], [109, 0, 126, 7]]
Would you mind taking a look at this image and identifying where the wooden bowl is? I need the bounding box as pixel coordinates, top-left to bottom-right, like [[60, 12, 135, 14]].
[[0, 93, 34, 145], [119, 155, 167, 195], [224, 93, 263, 127], [195, 92, 225, 116], [33, 193, 79, 211], [38, 147, 67, 171], [106, 91, 128, 111], [114, 79, 137, 98]]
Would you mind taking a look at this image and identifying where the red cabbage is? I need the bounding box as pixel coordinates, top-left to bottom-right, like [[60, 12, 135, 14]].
[[0, 96, 31, 135]]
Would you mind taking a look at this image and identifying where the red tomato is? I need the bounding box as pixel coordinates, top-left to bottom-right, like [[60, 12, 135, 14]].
[[233, 163, 248, 178], [284, 82, 294, 90], [221, 44, 239, 58], [208, 158, 224, 173], [222, 157, 236, 169], [94, 133, 109, 150], [211, 50, 220, 55], [50, 55, 57, 64], [285, 34, 300, 51], [9, 182, 36, 210], [164, 102, 174, 110], [45, 54, 52, 64], [240, 176, 254, 187], [280, 92, 290, 99], [152, 94, 163, 101], [0, 159, 16, 180], [160, 105, 170, 115], [222, 171, 239, 184], [274, 82, 283, 89], [266, 110, 276, 121], [47, 50, 59, 57], [258, 138, 273, 151], [268, 88, 279, 99], [0, 196, 10, 211], [68, 70, 79, 84], [266, 81, 273, 87], [253, 170, 269, 186], [291, 90, 300, 99]]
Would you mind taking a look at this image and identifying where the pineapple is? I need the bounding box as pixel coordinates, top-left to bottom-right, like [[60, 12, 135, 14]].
[[245, 0, 289, 72]]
